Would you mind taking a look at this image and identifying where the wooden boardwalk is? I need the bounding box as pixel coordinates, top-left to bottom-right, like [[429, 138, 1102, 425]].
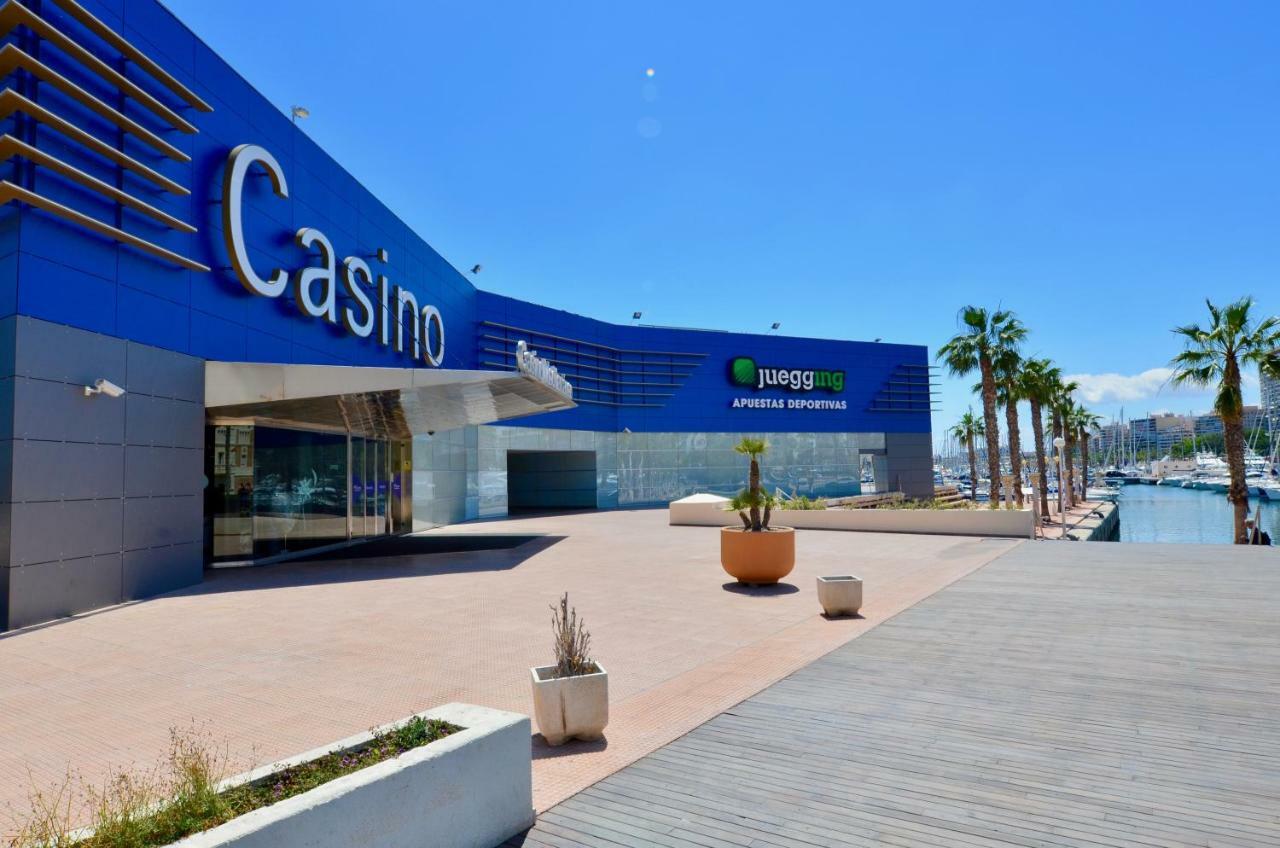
[[505, 542, 1280, 847]]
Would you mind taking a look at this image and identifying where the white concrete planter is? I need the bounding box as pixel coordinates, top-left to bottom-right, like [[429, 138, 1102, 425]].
[[670, 493, 1034, 539], [817, 575, 863, 616], [167, 703, 533, 848], [531, 664, 609, 746]]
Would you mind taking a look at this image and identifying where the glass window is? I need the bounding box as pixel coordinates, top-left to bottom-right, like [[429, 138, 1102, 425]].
[[204, 425, 256, 562], [252, 427, 349, 558]]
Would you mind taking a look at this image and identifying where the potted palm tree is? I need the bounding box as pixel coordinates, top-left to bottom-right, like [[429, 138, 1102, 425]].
[[530, 593, 607, 746], [1170, 297, 1280, 543], [720, 438, 795, 584]]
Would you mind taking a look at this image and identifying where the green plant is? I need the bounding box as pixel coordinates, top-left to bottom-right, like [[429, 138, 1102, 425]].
[[779, 494, 826, 510], [937, 306, 1027, 508], [8, 718, 458, 848], [948, 409, 984, 500], [1170, 297, 1280, 543], [727, 437, 773, 531], [550, 592, 595, 678]]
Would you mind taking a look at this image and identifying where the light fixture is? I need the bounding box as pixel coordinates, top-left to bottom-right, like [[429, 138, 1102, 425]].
[[470, 264, 482, 274], [631, 311, 642, 321], [84, 378, 125, 398], [770, 322, 781, 331], [874, 337, 882, 343], [290, 105, 309, 123]]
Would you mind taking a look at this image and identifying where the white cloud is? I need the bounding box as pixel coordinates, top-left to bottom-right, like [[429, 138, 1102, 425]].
[[1065, 368, 1176, 404]]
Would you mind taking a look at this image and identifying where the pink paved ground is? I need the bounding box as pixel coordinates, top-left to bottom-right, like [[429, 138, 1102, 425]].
[[0, 510, 1018, 827]]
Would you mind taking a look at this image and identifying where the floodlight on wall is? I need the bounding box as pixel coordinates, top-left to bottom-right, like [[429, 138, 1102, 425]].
[[291, 105, 310, 123], [769, 322, 781, 332], [631, 312, 642, 321], [470, 264, 482, 274], [84, 378, 125, 398]]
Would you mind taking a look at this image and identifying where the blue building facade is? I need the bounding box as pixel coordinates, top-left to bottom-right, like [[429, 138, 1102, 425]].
[[0, 0, 934, 630]]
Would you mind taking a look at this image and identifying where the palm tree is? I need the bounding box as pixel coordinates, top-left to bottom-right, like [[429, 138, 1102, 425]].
[[994, 348, 1026, 507], [1069, 404, 1104, 498], [1049, 376, 1080, 508], [948, 409, 985, 502], [730, 437, 771, 531], [1018, 358, 1061, 520], [1170, 297, 1280, 543], [938, 307, 1027, 509]]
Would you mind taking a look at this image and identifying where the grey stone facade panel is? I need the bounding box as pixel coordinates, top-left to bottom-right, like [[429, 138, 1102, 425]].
[[122, 542, 201, 600], [124, 446, 202, 498], [13, 376, 126, 442], [125, 343, 204, 402], [11, 440, 124, 501], [10, 498, 123, 566], [11, 317, 126, 386], [125, 395, 204, 448], [0, 317, 206, 631], [6, 554, 122, 631], [123, 496, 201, 552]]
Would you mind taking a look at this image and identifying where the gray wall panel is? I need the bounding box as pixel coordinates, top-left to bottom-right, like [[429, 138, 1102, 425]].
[[123, 496, 201, 551], [124, 446, 202, 497], [125, 343, 204, 402], [12, 316, 126, 386], [10, 498, 123, 565], [0, 316, 15, 380], [0, 318, 206, 630], [13, 377, 126, 442], [122, 542, 201, 600], [0, 376, 12, 440], [125, 396, 203, 448], [6, 554, 122, 630], [10, 440, 123, 501]]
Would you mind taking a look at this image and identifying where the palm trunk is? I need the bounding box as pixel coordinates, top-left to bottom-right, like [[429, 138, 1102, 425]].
[[967, 439, 978, 502], [1081, 433, 1091, 498], [1005, 397, 1023, 507], [1222, 360, 1249, 543], [748, 457, 761, 531], [1051, 411, 1065, 509], [979, 357, 1002, 509], [1064, 427, 1076, 508], [1030, 399, 1049, 519]]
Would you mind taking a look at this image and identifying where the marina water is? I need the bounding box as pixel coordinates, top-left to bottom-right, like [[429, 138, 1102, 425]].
[[1115, 484, 1280, 544]]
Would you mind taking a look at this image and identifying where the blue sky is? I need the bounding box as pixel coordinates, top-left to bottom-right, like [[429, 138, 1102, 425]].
[[165, 0, 1280, 446]]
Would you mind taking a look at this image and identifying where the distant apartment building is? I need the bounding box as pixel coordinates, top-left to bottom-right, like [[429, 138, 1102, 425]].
[[1187, 406, 1264, 442], [1131, 413, 1194, 456], [1263, 371, 1280, 426], [1090, 422, 1129, 459]]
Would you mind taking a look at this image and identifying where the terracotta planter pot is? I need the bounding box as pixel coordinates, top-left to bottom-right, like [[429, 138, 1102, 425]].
[[817, 575, 863, 616], [530, 664, 608, 746], [720, 526, 795, 584]]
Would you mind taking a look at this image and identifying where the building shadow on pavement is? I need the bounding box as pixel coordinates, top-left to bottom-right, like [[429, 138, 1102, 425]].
[[191, 535, 566, 596]]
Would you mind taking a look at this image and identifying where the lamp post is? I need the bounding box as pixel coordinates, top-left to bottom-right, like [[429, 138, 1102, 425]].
[[1053, 435, 1066, 535]]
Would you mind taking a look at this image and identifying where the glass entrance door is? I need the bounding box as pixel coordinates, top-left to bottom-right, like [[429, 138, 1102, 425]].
[[351, 437, 390, 538]]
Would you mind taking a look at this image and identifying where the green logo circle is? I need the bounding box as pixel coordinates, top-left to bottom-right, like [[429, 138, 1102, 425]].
[[730, 357, 757, 387]]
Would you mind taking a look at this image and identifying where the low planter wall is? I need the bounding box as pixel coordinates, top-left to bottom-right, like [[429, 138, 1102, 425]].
[[670, 494, 1034, 539], [176, 703, 533, 848]]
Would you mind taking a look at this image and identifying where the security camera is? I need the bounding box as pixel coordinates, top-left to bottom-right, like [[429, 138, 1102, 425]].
[[84, 378, 125, 398]]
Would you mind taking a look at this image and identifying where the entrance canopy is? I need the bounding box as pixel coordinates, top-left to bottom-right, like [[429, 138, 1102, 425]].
[[205, 362, 576, 439]]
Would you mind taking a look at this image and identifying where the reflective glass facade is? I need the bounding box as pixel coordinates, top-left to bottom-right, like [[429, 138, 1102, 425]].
[[205, 425, 409, 563]]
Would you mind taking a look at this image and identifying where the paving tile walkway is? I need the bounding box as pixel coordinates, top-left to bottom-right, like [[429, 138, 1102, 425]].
[[0, 510, 1014, 828], [508, 541, 1280, 847]]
